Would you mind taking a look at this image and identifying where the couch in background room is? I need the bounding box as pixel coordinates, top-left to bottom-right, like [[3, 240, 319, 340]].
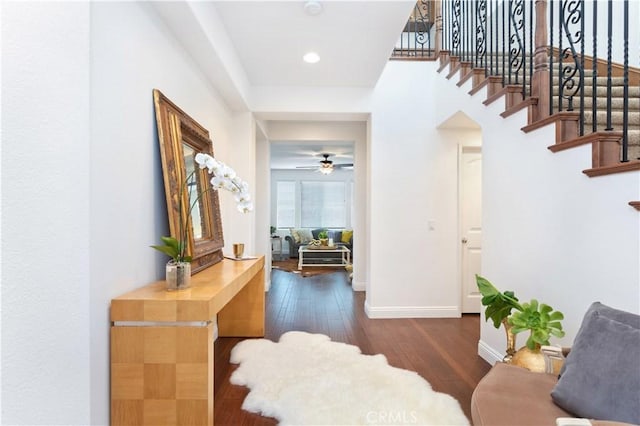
[[284, 228, 353, 259]]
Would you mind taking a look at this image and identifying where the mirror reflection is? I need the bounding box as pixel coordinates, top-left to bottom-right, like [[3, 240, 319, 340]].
[[182, 143, 206, 240]]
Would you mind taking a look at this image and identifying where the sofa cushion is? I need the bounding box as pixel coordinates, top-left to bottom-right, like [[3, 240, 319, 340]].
[[297, 229, 313, 244], [341, 230, 353, 244], [289, 228, 314, 244], [472, 362, 571, 426], [331, 230, 343, 242], [551, 302, 640, 424], [289, 228, 301, 244]]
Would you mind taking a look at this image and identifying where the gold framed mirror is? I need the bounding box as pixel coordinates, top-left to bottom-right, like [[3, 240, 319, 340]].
[[153, 89, 224, 273]]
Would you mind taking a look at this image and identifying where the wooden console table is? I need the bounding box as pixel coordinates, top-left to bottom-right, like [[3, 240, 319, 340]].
[[110, 257, 265, 425]]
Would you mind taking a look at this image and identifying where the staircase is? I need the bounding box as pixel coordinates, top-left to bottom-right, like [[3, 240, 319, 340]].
[[404, 0, 640, 211], [438, 53, 640, 206]]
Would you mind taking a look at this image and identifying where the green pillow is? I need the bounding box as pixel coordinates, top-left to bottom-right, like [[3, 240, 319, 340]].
[[341, 230, 353, 244]]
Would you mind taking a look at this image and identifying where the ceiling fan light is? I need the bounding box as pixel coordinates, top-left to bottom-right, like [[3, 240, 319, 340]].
[[319, 166, 333, 175], [303, 52, 320, 64]]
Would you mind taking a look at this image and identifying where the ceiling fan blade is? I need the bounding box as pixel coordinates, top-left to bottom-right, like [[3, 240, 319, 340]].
[[333, 163, 354, 168], [295, 166, 320, 169]]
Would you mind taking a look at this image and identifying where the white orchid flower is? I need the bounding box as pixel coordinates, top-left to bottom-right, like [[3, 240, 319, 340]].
[[206, 157, 221, 173], [231, 176, 243, 187], [222, 179, 237, 193], [210, 175, 226, 190], [235, 191, 251, 203], [196, 152, 252, 213], [237, 200, 253, 213], [221, 166, 236, 180], [195, 153, 209, 168]]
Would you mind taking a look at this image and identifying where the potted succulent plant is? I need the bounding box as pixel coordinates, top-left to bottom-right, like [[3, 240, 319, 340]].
[[318, 230, 329, 246], [476, 275, 565, 371]]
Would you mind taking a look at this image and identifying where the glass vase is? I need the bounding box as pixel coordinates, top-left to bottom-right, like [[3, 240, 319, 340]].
[[166, 260, 191, 291]]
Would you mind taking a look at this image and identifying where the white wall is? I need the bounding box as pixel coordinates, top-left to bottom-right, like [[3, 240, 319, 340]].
[[89, 3, 251, 424], [367, 61, 463, 318], [255, 124, 272, 289], [434, 55, 640, 364], [1, 2, 91, 424], [223, 112, 257, 255]]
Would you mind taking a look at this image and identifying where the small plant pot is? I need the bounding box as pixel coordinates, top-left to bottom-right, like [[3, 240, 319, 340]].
[[166, 260, 191, 291], [319, 238, 329, 246], [510, 346, 545, 373]]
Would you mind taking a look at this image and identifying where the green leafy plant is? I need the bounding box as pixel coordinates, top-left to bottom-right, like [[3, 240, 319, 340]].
[[151, 236, 192, 263], [509, 299, 565, 350], [151, 170, 198, 263], [476, 275, 522, 328], [318, 230, 329, 239], [270, 226, 277, 235]]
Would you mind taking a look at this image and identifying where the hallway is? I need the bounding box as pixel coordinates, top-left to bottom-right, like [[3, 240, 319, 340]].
[[214, 269, 491, 424]]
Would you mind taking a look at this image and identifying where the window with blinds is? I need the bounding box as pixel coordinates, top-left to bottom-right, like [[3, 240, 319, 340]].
[[276, 181, 296, 228], [300, 181, 346, 228]]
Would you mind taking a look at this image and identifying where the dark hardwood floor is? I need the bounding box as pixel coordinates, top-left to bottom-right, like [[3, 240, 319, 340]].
[[214, 268, 491, 424]]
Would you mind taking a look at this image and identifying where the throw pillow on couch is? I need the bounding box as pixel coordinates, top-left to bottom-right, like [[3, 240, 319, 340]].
[[290, 228, 313, 244], [551, 302, 640, 425]]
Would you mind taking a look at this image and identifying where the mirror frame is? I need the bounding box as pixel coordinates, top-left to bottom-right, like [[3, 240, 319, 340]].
[[153, 89, 224, 273]]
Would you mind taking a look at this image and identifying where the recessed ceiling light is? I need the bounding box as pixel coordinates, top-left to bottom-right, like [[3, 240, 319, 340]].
[[303, 52, 320, 64], [304, 1, 323, 16]]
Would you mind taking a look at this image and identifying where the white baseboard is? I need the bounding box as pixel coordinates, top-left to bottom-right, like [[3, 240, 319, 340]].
[[477, 339, 502, 365], [352, 280, 365, 291], [364, 301, 461, 318], [264, 278, 271, 292]]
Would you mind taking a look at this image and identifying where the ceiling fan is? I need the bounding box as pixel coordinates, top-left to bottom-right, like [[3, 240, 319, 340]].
[[295, 153, 353, 175]]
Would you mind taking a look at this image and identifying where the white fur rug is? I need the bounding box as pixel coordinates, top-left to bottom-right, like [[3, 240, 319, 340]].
[[230, 331, 469, 425]]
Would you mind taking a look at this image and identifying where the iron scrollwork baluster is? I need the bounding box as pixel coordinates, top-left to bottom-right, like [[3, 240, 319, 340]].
[[476, 0, 487, 70], [509, 0, 525, 88], [560, 0, 584, 113], [452, 0, 461, 57], [413, 0, 431, 57]]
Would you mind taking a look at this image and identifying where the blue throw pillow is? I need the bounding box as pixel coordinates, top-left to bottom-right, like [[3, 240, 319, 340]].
[[551, 303, 640, 424]]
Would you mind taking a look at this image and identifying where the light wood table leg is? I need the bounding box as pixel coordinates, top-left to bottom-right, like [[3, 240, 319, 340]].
[[218, 267, 265, 337], [111, 324, 214, 426]]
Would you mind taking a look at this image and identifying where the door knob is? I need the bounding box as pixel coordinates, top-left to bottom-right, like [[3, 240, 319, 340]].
[[461, 238, 468, 244]]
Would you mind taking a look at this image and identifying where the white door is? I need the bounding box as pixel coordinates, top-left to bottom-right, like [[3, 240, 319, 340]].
[[460, 147, 482, 313]]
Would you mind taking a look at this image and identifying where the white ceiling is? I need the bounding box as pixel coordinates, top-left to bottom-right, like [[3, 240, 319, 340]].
[[214, 0, 416, 88], [154, 1, 415, 169], [214, 1, 414, 170]]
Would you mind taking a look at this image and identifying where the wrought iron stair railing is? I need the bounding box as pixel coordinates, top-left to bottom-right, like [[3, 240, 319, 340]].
[[392, 0, 437, 59], [394, 0, 640, 164]]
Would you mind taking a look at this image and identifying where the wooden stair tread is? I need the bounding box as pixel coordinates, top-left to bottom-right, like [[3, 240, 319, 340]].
[[522, 112, 579, 134], [548, 131, 623, 153], [583, 160, 640, 177], [501, 97, 537, 119]]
